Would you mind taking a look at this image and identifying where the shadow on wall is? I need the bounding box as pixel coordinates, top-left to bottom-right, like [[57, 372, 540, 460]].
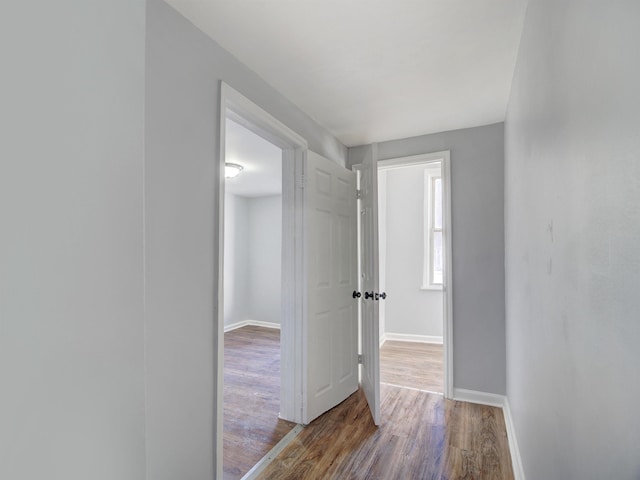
[[224, 193, 282, 328]]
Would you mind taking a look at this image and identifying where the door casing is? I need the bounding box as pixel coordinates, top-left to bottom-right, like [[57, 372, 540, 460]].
[[354, 151, 454, 400], [217, 83, 308, 479]]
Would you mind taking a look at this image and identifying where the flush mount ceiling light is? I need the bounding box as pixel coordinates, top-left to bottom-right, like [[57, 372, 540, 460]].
[[225, 162, 243, 179]]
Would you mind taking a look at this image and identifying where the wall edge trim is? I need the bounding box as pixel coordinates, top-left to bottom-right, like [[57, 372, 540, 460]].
[[503, 397, 526, 480]]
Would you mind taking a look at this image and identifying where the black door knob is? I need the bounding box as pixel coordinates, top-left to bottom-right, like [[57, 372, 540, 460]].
[[380, 292, 387, 300], [364, 291, 374, 300], [352, 290, 361, 299]]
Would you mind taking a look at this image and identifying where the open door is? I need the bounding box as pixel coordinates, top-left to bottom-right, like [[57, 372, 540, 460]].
[[303, 151, 359, 424], [358, 144, 381, 425]]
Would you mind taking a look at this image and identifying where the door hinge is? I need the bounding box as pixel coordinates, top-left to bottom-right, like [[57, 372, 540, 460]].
[[358, 354, 364, 364], [298, 174, 307, 189], [356, 189, 362, 199]]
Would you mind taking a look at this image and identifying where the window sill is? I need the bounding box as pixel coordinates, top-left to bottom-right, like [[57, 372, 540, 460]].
[[420, 285, 443, 291]]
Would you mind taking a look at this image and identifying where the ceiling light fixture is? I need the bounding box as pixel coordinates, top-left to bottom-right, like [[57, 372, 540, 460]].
[[225, 162, 243, 179]]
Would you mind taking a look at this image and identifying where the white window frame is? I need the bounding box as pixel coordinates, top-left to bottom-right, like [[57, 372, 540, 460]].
[[422, 166, 443, 290]]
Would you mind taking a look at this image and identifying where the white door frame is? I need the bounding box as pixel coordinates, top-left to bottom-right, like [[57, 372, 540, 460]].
[[355, 151, 454, 399], [217, 83, 307, 478]]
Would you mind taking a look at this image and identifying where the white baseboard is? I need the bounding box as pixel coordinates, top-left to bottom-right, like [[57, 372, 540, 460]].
[[241, 424, 304, 480], [224, 320, 281, 333], [453, 388, 505, 408], [381, 332, 443, 345], [503, 397, 526, 480], [453, 389, 525, 480]]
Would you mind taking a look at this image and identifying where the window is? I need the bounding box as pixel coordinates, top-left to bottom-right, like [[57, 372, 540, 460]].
[[423, 167, 443, 289]]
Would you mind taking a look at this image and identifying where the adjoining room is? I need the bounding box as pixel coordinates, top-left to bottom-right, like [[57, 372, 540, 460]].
[[222, 117, 293, 479], [378, 161, 445, 394]]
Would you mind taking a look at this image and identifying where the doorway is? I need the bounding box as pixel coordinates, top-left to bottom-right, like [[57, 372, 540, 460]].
[[217, 83, 308, 479], [217, 83, 402, 477], [222, 117, 296, 479], [378, 160, 444, 394], [354, 151, 453, 400]]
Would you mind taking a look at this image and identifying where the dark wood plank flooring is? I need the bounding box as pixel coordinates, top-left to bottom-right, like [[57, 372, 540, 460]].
[[224, 326, 296, 480], [380, 340, 443, 393], [257, 385, 513, 479], [257, 340, 512, 479]]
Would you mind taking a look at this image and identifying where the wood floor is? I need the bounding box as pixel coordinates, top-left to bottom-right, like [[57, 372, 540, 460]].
[[224, 326, 296, 480], [226, 331, 513, 480], [380, 340, 444, 392], [257, 340, 513, 479], [257, 385, 513, 479]]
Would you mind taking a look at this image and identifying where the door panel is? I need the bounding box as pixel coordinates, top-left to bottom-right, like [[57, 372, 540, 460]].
[[304, 151, 358, 424], [359, 144, 380, 425]]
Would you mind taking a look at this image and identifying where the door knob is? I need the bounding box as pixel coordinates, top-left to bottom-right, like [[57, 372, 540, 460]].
[[380, 292, 387, 300], [364, 291, 374, 300], [352, 290, 361, 299]]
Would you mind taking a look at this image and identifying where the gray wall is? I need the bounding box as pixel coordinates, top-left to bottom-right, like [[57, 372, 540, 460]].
[[349, 123, 506, 395], [0, 2, 146, 479], [505, 1, 640, 478], [381, 165, 443, 337], [224, 194, 251, 326], [248, 195, 282, 325], [224, 194, 282, 327], [144, 1, 346, 478]]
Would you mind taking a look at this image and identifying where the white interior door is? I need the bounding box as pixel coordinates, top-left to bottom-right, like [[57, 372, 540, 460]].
[[303, 151, 359, 424], [359, 144, 380, 425]]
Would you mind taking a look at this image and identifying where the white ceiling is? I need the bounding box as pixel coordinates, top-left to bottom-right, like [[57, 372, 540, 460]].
[[165, 0, 527, 147], [225, 118, 282, 198]]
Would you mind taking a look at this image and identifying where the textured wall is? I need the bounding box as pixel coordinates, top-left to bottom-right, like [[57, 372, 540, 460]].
[[505, 1, 640, 478]]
